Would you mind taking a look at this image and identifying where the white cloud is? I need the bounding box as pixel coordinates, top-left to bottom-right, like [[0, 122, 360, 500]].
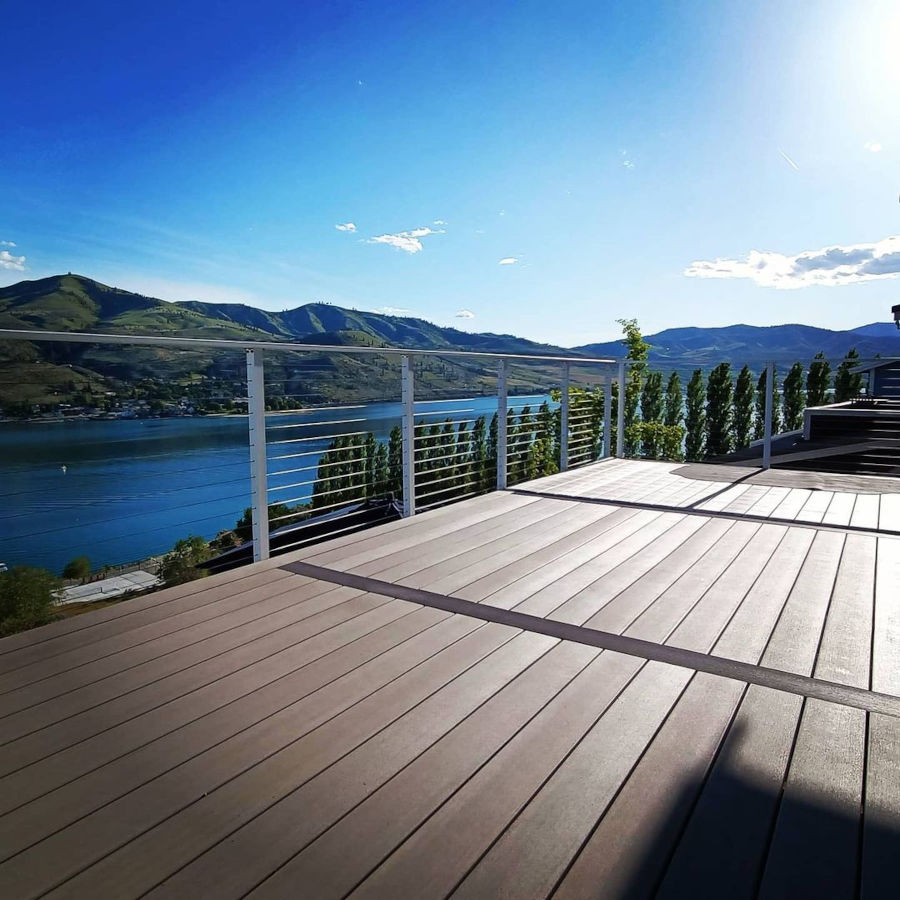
[[433, 219, 446, 226], [456, 309, 475, 318], [0, 240, 16, 247], [367, 226, 444, 254], [779, 149, 800, 171], [864, 140, 882, 152], [335, 222, 357, 232], [374, 305, 413, 316], [0, 250, 26, 271], [685, 235, 900, 289], [622, 159, 635, 169], [498, 257, 518, 265]]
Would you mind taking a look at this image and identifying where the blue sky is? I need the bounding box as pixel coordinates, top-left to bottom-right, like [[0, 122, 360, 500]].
[[2, 0, 899, 345]]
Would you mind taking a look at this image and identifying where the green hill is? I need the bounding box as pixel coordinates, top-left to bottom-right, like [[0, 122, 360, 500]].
[[0, 274, 571, 415]]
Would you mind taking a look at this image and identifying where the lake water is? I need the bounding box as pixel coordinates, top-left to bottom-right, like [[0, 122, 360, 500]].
[[0, 395, 529, 574]]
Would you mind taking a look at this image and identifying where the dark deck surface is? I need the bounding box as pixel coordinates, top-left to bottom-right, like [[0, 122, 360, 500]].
[[1, 459, 898, 899]]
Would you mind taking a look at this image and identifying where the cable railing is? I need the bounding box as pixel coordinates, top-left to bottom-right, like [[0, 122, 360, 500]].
[[0, 330, 621, 577], [4, 327, 896, 581]]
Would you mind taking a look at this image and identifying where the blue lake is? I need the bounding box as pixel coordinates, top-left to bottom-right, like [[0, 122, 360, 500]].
[[0, 395, 537, 574]]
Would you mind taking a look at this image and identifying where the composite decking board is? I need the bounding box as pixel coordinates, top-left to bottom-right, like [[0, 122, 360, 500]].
[[5, 492, 744, 892], [39, 622, 542, 900], [241, 522, 762, 900], [553, 672, 749, 900], [1, 497, 586, 764], [0, 599, 447, 860], [655, 530, 847, 899], [768, 487, 813, 521], [0, 580, 359, 753], [862, 537, 900, 897], [299, 490, 542, 569], [0, 496, 581, 716], [0, 593, 417, 807], [0, 500, 678, 889], [851, 493, 881, 531], [0, 459, 895, 898], [797, 488, 835, 523], [350, 515, 804, 899], [553, 528, 820, 899], [0, 610, 502, 897], [0, 570, 306, 694], [141, 634, 576, 900], [449, 522, 811, 898], [0, 488, 536, 660], [0, 568, 299, 678], [247, 647, 606, 900], [0, 574, 333, 720], [878, 492, 900, 531], [0, 503, 625, 843], [756, 533, 875, 898], [822, 490, 857, 526], [45, 510, 728, 896]]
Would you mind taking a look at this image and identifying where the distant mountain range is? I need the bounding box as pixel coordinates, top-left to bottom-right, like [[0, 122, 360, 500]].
[[1, 273, 897, 414], [576, 322, 899, 366]]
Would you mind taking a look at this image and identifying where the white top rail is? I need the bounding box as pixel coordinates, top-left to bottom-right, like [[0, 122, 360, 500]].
[[0, 328, 621, 365]]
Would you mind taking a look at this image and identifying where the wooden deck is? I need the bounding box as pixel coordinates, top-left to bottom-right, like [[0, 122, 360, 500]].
[[1, 458, 898, 899]]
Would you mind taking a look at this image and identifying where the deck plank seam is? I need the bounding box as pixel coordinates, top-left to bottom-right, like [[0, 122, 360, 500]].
[[282, 564, 900, 718], [0, 606, 498, 882], [0, 595, 418, 793]]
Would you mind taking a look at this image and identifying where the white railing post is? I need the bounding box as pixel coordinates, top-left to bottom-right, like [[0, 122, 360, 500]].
[[245, 348, 269, 562], [763, 360, 774, 470], [497, 359, 509, 489], [616, 358, 626, 458], [401, 355, 416, 516], [560, 362, 570, 471], [603, 373, 612, 458]]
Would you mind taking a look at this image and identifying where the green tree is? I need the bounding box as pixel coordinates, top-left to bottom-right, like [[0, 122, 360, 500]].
[[160, 536, 211, 586], [62, 555, 92, 582], [235, 503, 301, 542], [806, 352, 831, 407], [664, 372, 683, 428], [470, 415, 489, 491], [617, 318, 650, 455], [754, 368, 782, 439], [0, 566, 61, 636], [834, 348, 863, 402], [705, 363, 734, 457], [685, 369, 706, 462], [373, 441, 389, 496], [387, 425, 403, 498], [733, 365, 754, 449], [640, 371, 664, 458], [783, 362, 805, 431]]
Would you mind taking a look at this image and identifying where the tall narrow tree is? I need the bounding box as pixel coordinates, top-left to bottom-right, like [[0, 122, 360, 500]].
[[616, 318, 650, 456], [782, 362, 805, 431], [834, 348, 863, 402], [664, 372, 683, 428], [640, 370, 664, 458], [733, 365, 754, 449], [685, 369, 706, 462], [705, 363, 734, 457], [806, 352, 831, 407]]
